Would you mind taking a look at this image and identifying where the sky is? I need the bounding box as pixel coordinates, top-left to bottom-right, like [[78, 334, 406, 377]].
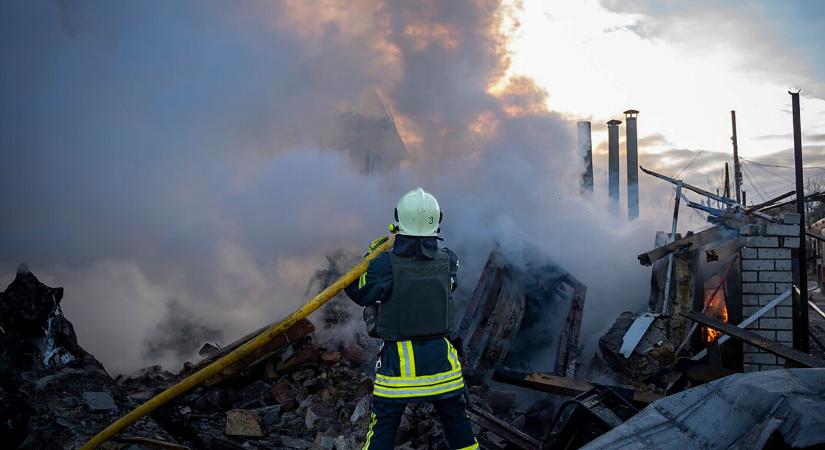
[[0, 0, 823, 374], [508, 0, 825, 212]]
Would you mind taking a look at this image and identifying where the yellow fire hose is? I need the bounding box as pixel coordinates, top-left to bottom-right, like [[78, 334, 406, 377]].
[[80, 235, 395, 449]]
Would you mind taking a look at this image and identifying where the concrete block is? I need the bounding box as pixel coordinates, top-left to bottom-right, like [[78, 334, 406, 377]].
[[776, 306, 793, 318], [746, 236, 779, 247], [743, 364, 760, 373], [775, 283, 793, 294], [742, 271, 758, 282], [766, 223, 799, 236], [744, 305, 772, 318], [225, 409, 264, 437], [776, 330, 793, 342], [743, 295, 761, 306], [739, 224, 763, 236], [758, 317, 792, 330], [782, 212, 801, 224], [742, 259, 774, 271], [759, 364, 783, 371], [743, 343, 760, 353], [742, 282, 775, 294], [775, 259, 792, 271], [783, 237, 800, 248], [758, 248, 791, 259], [776, 357, 786, 366], [741, 248, 759, 259], [761, 294, 784, 305], [83, 391, 118, 412], [753, 329, 776, 340], [759, 271, 792, 282], [744, 352, 776, 365]]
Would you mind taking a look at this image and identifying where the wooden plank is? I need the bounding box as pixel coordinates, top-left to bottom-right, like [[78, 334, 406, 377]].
[[638, 226, 727, 266], [466, 404, 541, 450], [640, 166, 737, 207], [691, 290, 792, 361], [186, 318, 315, 384], [493, 369, 661, 403], [681, 310, 825, 368]]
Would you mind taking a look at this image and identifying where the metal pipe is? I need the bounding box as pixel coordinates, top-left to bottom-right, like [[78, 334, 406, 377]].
[[624, 110, 640, 220], [607, 119, 622, 215], [661, 181, 683, 315], [578, 121, 593, 193], [731, 111, 742, 204]]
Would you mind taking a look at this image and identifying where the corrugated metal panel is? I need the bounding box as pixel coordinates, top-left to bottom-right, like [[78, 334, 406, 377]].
[[582, 369, 825, 449]]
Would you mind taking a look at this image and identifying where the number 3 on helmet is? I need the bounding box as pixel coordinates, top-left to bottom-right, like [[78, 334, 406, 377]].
[[393, 187, 442, 237]]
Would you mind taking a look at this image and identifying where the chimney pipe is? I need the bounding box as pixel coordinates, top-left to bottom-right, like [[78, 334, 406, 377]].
[[607, 119, 622, 215], [624, 110, 639, 220], [578, 121, 593, 193]]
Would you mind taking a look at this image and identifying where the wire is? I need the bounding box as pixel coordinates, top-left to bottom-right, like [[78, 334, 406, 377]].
[[742, 159, 794, 184], [673, 150, 705, 180], [741, 163, 767, 202], [741, 158, 825, 171]]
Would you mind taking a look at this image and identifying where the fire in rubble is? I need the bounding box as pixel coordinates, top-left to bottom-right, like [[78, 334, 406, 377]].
[[703, 288, 728, 343]]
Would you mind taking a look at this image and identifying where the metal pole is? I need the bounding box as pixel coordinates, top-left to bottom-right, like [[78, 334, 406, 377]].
[[724, 162, 731, 199], [661, 181, 683, 315], [790, 90, 810, 353], [731, 111, 742, 204]]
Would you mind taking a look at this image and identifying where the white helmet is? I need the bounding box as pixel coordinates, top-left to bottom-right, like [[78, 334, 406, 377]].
[[394, 188, 442, 237]]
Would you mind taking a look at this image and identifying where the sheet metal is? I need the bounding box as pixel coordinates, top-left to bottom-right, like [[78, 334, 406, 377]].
[[582, 369, 825, 449], [619, 313, 657, 358]]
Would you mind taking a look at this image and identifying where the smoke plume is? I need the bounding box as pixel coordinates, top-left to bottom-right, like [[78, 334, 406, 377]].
[[0, 0, 667, 374]]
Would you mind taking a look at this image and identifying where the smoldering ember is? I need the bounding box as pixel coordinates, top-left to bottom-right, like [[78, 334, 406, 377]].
[[4, 2, 825, 450]]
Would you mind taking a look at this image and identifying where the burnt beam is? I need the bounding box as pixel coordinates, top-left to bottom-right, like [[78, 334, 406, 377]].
[[681, 310, 825, 368], [493, 369, 661, 403], [638, 226, 730, 266], [467, 404, 541, 450]]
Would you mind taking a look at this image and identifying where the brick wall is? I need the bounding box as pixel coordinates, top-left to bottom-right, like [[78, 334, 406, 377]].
[[739, 212, 800, 372]]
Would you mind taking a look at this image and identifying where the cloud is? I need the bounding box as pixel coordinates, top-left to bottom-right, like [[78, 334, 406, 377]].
[[599, 0, 825, 99]]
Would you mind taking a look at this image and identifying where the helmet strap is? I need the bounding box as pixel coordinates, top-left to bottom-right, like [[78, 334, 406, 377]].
[[394, 208, 399, 222]]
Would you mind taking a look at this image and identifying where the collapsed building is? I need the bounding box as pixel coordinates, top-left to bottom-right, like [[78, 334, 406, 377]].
[[0, 244, 591, 449], [3, 103, 825, 447]]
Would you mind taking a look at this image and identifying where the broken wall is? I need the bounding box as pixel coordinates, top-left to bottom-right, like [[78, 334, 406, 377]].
[[739, 213, 800, 371]]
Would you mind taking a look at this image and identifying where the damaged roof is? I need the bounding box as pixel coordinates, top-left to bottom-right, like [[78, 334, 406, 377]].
[[582, 368, 825, 450]]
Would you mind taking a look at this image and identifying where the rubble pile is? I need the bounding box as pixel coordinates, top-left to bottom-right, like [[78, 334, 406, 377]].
[[0, 265, 172, 448], [0, 264, 532, 449]]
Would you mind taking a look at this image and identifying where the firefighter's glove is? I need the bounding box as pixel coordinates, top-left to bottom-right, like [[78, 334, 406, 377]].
[[368, 235, 390, 253]]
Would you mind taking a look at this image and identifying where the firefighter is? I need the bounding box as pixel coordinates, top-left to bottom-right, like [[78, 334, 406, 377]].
[[345, 188, 478, 450]]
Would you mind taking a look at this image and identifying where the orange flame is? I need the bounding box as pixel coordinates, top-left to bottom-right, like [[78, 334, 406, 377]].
[[703, 288, 728, 342]]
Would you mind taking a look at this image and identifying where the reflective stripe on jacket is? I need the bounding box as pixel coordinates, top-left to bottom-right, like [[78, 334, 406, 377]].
[[373, 337, 465, 401]]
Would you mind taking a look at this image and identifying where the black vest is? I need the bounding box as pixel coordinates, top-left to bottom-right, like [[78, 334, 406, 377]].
[[371, 249, 453, 340]]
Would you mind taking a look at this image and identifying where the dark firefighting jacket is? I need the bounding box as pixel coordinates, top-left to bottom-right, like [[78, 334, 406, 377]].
[[345, 235, 464, 402]]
